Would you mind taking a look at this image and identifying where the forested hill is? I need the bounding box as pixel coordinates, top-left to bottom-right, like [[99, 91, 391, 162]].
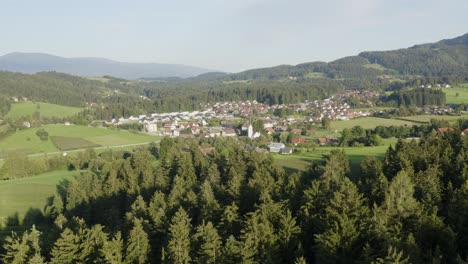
[[222, 33, 468, 81], [0, 71, 148, 107], [0, 52, 214, 79]]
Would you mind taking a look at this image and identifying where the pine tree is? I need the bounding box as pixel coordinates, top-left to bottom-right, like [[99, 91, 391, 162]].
[[198, 180, 221, 222], [2, 231, 30, 264], [193, 221, 222, 264], [148, 191, 167, 232], [384, 170, 420, 221], [315, 178, 368, 263], [221, 236, 242, 264], [101, 232, 123, 264], [168, 207, 192, 264], [50, 228, 80, 264], [28, 253, 45, 264], [80, 224, 108, 263], [372, 246, 409, 264], [359, 156, 388, 205], [125, 218, 150, 264]]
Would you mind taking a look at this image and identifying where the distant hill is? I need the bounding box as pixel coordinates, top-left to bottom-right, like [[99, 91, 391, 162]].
[[223, 33, 468, 81], [0, 52, 215, 79]]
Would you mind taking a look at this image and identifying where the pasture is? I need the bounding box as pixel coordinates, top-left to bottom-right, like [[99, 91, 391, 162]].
[[6, 101, 83, 119], [330, 117, 419, 130], [0, 124, 160, 157], [0, 170, 76, 226], [443, 84, 468, 104], [51, 136, 101, 151], [273, 138, 399, 176], [396, 114, 466, 123]]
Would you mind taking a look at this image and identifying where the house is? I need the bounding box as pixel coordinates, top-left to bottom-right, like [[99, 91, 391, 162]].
[[437, 127, 453, 134], [280, 147, 293, 155], [222, 129, 237, 137], [264, 127, 275, 134], [269, 143, 286, 153], [179, 134, 195, 139], [145, 123, 158, 133], [291, 138, 307, 146], [462, 128, 468, 136], [22, 121, 31, 128], [290, 129, 301, 135], [317, 137, 327, 146]]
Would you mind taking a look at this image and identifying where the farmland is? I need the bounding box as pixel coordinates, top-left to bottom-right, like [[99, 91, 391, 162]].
[[396, 114, 467, 123], [273, 138, 399, 176], [0, 170, 76, 226], [330, 117, 419, 130], [442, 84, 468, 104], [0, 124, 160, 157], [6, 101, 83, 119]]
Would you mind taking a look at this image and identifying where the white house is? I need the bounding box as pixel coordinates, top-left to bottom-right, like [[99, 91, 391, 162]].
[[145, 123, 158, 133]]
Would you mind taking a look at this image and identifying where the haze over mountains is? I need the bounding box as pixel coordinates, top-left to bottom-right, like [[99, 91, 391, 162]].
[[0, 52, 214, 79], [0, 33, 467, 81]]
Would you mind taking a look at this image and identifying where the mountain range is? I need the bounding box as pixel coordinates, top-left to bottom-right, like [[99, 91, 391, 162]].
[[0, 33, 467, 81], [0, 53, 214, 79], [221, 33, 468, 81]]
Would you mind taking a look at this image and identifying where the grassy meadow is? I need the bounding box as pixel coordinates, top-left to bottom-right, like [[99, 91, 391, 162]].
[[443, 84, 468, 104], [396, 114, 467, 123], [6, 101, 83, 119], [0, 170, 76, 226], [330, 117, 419, 130], [0, 124, 160, 157], [273, 138, 400, 176]]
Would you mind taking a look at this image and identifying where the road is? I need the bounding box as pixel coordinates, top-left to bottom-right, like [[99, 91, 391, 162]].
[[0, 141, 158, 161]]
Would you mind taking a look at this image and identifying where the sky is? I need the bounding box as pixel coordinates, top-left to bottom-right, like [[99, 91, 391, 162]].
[[1, 0, 467, 72]]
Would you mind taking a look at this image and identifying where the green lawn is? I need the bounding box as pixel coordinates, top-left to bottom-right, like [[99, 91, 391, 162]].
[[363, 63, 386, 71], [330, 117, 419, 130], [51, 136, 101, 151], [396, 114, 466, 123], [0, 170, 76, 226], [273, 138, 399, 176], [6, 102, 83, 119], [305, 72, 326, 79], [443, 85, 468, 104], [0, 124, 160, 156]]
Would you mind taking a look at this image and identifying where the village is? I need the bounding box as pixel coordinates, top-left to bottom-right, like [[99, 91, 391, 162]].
[[107, 90, 386, 153]]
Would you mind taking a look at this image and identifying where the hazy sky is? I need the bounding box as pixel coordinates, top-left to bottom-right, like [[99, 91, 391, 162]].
[[1, 0, 467, 72]]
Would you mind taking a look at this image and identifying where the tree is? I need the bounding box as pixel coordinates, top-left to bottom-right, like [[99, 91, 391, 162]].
[[359, 156, 388, 205], [384, 170, 420, 220], [50, 228, 80, 264], [322, 117, 331, 130], [35, 128, 48, 141], [168, 208, 192, 264], [125, 218, 150, 264], [194, 221, 222, 264], [315, 178, 369, 263], [372, 246, 409, 264], [2, 225, 44, 264], [101, 232, 123, 264], [221, 236, 242, 264]]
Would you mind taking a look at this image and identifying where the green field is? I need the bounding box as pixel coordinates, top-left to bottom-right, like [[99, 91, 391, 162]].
[[443, 84, 468, 104], [396, 114, 466, 123], [0, 170, 76, 226], [6, 102, 83, 119], [51, 136, 101, 151], [274, 138, 399, 176], [330, 117, 419, 130], [305, 72, 326, 79], [0, 124, 160, 156], [363, 63, 386, 71]]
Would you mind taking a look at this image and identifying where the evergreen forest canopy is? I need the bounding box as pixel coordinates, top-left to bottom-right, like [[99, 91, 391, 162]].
[[1, 128, 467, 263]]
